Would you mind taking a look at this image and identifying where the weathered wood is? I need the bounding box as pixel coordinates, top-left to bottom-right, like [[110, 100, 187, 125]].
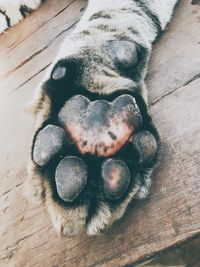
[[141, 236, 200, 266], [0, 0, 87, 95], [0, 0, 86, 58], [0, 0, 87, 79], [0, 0, 200, 266], [0, 69, 45, 198], [147, 1, 200, 103]]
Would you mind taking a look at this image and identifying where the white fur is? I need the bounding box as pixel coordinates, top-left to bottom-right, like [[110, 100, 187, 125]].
[[87, 203, 112, 236], [0, 0, 41, 34], [147, 0, 178, 29], [134, 169, 154, 199], [0, 12, 7, 33]]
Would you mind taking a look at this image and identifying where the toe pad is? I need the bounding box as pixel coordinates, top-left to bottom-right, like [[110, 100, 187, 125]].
[[55, 156, 88, 202], [131, 131, 158, 166], [102, 159, 130, 200], [33, 125, 66, 167]]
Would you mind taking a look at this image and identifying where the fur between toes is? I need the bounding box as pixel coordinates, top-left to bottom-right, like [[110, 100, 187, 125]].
[[24, 0, 177, 237]]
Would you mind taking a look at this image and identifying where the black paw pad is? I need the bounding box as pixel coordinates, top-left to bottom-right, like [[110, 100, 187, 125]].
[[33, 125, 66, 166], [55, 156, 88, 202], [51, 66, 67, 80], [101, 159, 130, 200], [131, 131, 158, 166], [58, 94, 142, 156], [108, 40, 138, 69]]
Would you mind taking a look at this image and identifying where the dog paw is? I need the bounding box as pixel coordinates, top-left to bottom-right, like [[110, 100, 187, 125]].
[[27, 39, 159, 236], [29, 93, 158, 236]]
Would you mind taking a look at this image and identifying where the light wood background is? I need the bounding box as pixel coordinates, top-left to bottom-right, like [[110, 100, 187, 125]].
[[0, 1, 200, 266]]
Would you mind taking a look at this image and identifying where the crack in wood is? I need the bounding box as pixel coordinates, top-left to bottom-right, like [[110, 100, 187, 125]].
[[0, 182, 23, 198], [2, 45, 50, 79], [183, 73, 200, 86], [0, 226, 45, 263], [10, 21, 79, 92], [6, 0, 77, 53], [2, 20, 79, 81], [14, 63, 51, 92], [88, 252, 123, 267], [151, 73, 200, 106], [0, 234, 32, 261], [130, 232, 200, 267], [51, 0, 77, 20]]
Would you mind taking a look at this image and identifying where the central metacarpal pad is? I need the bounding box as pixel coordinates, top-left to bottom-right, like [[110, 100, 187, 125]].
[[58, 94, 142, 157]]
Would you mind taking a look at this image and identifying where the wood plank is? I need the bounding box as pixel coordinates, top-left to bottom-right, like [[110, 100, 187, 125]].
[[0, 0, 200, 266], [140, 236, 200, 266], [1, 78, 200, 267], [0, 0, 85, 197], [0, 1, 199, 102], [0, 71, 44, 197], [0, 0, 87, 80], [0, 0, 84, 57], [0, 1, 87, 99], [146, 1, 200, 103], [0, 31, 67, 98]]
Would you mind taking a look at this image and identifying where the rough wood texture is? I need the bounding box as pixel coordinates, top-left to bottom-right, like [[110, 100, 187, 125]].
[[146, 1, 200, 104], [145, 236, 200, 266], [0, 1, 200, 266]]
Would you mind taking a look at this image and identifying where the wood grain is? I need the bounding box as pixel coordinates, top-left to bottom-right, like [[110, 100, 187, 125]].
[[146, 1, 200, 103], [0, 0, 200, 266], [0, 0, 87, 96], [0, 0, 87, 58]]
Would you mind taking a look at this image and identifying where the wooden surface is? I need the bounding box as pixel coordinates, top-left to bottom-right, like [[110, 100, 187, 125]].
[[0, 1, 200, 266]]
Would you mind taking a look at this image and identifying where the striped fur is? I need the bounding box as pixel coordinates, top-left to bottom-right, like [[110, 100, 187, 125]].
[[0, 0, 42, 33]]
